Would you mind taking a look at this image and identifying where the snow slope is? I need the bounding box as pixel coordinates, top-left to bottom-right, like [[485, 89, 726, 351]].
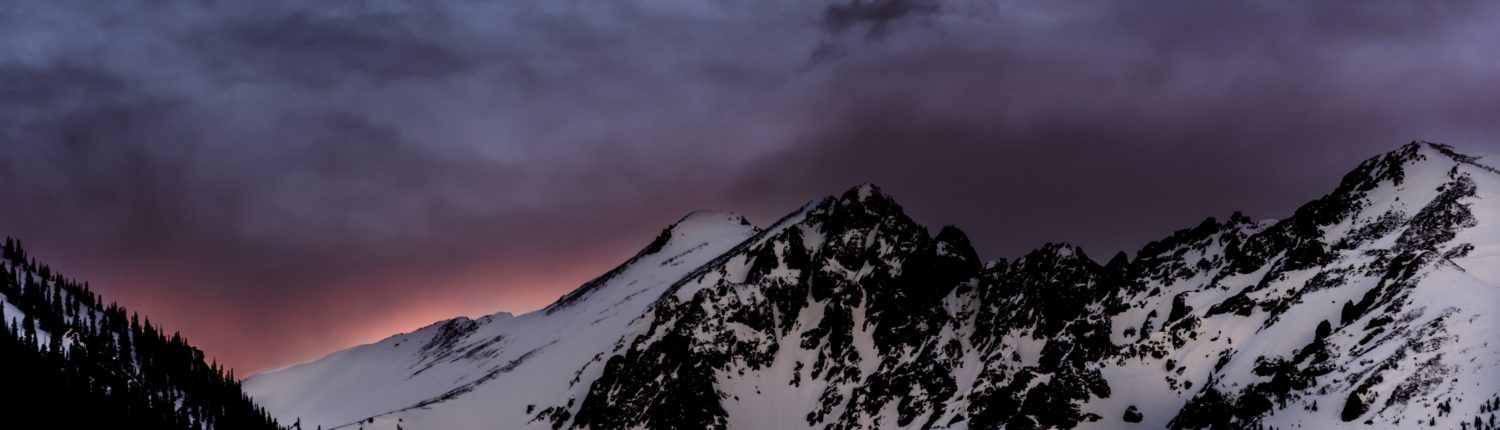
[[243, 210, 762, 429]]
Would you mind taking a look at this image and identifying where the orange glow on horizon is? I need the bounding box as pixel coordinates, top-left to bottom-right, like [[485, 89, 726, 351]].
[[81, 257, 621, 378], [244, 267, 601, 376]]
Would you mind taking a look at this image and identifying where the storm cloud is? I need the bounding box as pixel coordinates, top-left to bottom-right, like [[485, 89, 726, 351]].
[[2, 0, 1498, 373]]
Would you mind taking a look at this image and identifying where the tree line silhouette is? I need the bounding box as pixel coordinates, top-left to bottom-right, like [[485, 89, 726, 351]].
[[1, 237, 284, 429]]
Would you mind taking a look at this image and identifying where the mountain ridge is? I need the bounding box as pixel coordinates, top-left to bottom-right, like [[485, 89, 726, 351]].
[[245, 140, 1500, 430]]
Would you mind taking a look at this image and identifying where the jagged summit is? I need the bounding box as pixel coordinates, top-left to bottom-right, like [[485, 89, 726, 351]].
[[847, 182, 886, 201], [1027, 241, 1089, 260], [829, 182, 909, 220], [933, 225, 981, 262]]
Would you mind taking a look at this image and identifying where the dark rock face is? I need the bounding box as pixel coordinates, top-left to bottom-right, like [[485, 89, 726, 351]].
[[569, 185, 981, 429], [1124, 405, 1144, 423], [539, 143, 1500, 430]]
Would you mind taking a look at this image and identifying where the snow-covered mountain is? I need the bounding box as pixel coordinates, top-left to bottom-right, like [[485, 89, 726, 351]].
[[245, 142, 1500, 430]]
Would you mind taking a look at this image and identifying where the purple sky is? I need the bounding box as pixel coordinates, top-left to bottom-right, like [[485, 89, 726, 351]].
[[2, 0, 1499, 374]]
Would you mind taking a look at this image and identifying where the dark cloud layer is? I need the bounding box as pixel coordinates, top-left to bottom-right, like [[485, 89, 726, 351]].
[[2, 0, 1497, 374]]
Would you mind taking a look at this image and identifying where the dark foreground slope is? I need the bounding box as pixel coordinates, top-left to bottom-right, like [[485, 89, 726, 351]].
[[0, 240, 283, 429]]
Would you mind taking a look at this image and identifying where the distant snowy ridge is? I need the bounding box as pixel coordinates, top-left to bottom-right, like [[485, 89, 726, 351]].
[[245, 141, 1500, 430]]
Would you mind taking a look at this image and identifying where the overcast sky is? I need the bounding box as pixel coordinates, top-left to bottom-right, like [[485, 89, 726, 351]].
[[2, 0, 1498, 374]]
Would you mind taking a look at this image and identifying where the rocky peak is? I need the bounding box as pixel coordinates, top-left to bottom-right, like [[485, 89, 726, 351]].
[[1014, 242, 1094, 268], [932, 225, 980, 263], [1138, 217, 1225, 261], [1217, 142, 1486, 277], [845, 182, 888, 202], [1334, 140, 1486, 194], [827, 183, 907, 222], [547, 209, 758, 314]]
